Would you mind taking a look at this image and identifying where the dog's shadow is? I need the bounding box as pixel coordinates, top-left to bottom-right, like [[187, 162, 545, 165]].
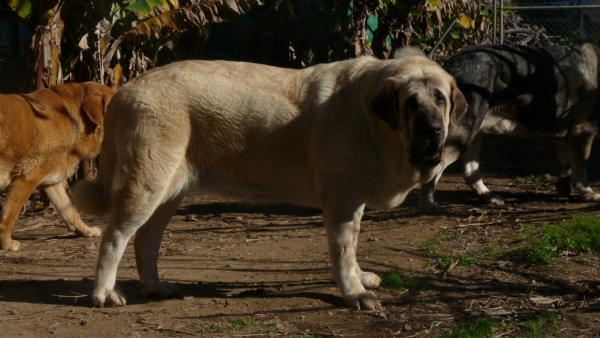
[[0, 278, 343, 308]]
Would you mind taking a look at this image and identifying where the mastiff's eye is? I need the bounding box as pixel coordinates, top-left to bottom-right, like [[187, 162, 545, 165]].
[[406, 95, 419, 111], [435, 92, 445, 106]]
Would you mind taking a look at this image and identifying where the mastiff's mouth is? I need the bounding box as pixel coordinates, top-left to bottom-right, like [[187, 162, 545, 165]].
[[418, 149, 441, 165]]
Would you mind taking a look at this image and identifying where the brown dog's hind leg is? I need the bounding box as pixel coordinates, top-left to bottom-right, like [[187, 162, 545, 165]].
[[0, 175, 42, 251], [43, 183, 102, 237]]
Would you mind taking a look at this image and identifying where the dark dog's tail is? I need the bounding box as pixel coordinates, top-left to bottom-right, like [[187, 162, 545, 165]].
[[72, 177, 111, 216]]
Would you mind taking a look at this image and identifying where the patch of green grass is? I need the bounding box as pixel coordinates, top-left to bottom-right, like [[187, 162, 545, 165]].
[[380, 268, 423, 292], [516, 175, 546, 185], [520, 311, 559, 338], [420, 234, 450, 254], [230, 318, 254, 330], [476, 242, 500, 260], [298, 334, 319, 338], [440, 317, 503, 338], [505, 215, 600, 265], [201, 317, 268, 333], [438, 253, 477, 270]]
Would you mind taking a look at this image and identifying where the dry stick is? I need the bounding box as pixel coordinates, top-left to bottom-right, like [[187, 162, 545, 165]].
[[51, 292, 88, 303], [457, 216, 570, 228], [442, 259, 460, 279], [467, 307, 578, 317], [493, 329, 516, 338]]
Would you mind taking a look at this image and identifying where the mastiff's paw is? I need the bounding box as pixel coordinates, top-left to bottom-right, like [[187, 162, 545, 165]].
[[580, 191, 600, 202], [93, 287, 126, 307], [344, 291, 382, 310], [142, 281, 180, 298], [359, 271, 382, 289], [419, 202, 444, 215], [555, 176, 571, 197], [481, 193, 505, 206]]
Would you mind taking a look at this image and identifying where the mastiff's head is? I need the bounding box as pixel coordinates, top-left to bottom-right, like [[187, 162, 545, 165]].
[[371, 47, 467, 167]]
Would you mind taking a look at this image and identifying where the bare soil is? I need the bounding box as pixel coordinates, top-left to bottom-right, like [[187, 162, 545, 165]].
[[1, 135, 599, 338]]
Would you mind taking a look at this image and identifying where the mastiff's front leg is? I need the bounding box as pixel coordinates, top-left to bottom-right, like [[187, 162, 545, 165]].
[[320, 196, 382, 310]]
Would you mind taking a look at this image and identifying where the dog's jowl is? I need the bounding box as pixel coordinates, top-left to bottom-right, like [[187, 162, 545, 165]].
[[73, 47, 467, 309]]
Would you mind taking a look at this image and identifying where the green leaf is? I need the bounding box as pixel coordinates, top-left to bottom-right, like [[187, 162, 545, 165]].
[[127, 0, 169, 16], [450, 32, 460, 39], [9, 0, 32, 19]]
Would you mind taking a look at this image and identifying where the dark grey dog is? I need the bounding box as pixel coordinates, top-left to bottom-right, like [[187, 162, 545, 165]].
[[418, 43, 600, 212]]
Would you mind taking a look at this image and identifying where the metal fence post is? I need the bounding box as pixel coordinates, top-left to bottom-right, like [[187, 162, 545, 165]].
[[493, 0, 497, 44]]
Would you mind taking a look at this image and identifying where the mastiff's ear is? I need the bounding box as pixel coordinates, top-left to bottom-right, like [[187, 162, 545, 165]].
[[450, 80, 468, 124], [392, 46, 427, 59], [371, 78, 401, 130]]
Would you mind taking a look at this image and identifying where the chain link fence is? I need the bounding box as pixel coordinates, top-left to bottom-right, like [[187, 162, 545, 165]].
[[491, 0, 600, 47]]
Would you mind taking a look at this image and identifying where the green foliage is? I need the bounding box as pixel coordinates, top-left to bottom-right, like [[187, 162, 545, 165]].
[[420, 231, 449, 254], [380, 268, 423, 292], [438, 253, 477, 270], [505, 215, 600, 265], [520, 311, 559, 338], [516, 175, 546, 185], [127, 0, 169, 16], [441, 317, 502, 338]]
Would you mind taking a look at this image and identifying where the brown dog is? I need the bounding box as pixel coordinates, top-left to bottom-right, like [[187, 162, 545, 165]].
[[0, 82, 115, 251]]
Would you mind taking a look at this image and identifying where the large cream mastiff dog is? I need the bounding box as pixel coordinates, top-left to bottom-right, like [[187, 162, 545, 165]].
[[74, 47, 467, 310]]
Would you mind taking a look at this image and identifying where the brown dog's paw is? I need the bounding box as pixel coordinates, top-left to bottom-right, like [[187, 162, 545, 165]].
[[2, 239, 21, 251], [93, 288, 127, 307], [76, 226, 102, 238]]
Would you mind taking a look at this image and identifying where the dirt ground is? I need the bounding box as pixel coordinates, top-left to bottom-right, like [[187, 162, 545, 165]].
[[0, 135, 599, 338]]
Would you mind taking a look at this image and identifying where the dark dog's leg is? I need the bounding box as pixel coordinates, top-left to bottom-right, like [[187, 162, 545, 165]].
[[569, 134, 600, 201], [419, 173, 443, 214], [548, 138, 572, 197], [462, 132, 504, 205], [0, 175, 43, 251], [43, 183, 102, 237]]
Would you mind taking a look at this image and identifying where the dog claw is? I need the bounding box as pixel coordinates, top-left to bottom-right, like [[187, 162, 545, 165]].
[[344, 291, 382, 310], [93, 288, 127, 307]]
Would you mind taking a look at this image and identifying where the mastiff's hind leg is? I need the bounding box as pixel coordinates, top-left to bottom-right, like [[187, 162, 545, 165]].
[[548, 138, 572, 197], [462, 132, 504, 205], [568, 133, 600, 201], [135, 195, 184, 298]]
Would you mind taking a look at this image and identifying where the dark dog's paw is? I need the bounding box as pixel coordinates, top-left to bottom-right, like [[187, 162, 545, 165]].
[[555, 176, 571, 197]]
